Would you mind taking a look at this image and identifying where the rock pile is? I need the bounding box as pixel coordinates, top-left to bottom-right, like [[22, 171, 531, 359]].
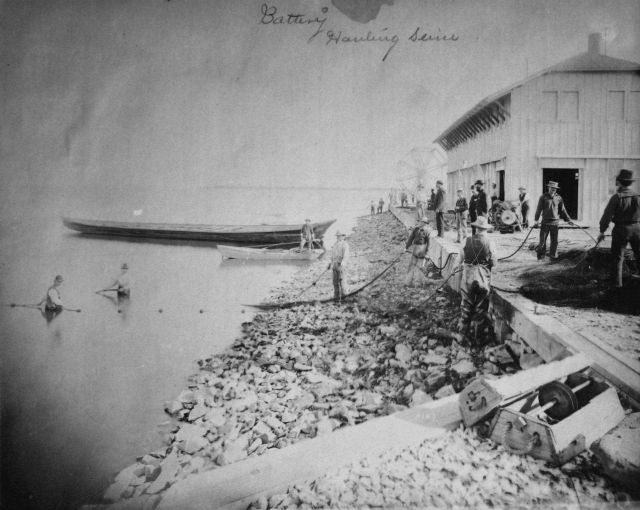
[[249, 426, 625, 509], [97, 212, 626, 508]]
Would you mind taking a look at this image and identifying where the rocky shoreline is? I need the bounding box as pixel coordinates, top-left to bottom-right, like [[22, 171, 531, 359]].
[[94, 212, 626, 509]]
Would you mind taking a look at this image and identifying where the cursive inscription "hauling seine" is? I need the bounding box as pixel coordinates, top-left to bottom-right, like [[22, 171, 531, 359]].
[[259, 4, 459, 62]]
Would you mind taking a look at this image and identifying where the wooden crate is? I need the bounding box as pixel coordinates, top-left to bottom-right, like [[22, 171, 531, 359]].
[[487, 386, 625, 465], [459, 353, 590, 426]]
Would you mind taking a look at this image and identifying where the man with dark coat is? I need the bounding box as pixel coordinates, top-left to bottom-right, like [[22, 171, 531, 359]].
[[534, 180, 571, 260], [474, 180, 488, 218], [404, 217, 431, 286], [468, 185, 479, 234], [434, 180, 446, 238], [598, 169, 640, 288]]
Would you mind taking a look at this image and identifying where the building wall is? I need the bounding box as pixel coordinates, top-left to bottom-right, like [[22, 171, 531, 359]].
[[443, 70, 640, 223], [445, 120, 510, 208], [509, 71, 640, 223]]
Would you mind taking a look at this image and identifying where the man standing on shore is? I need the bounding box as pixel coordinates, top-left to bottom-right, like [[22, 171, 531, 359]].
[[328, 231, 349, 301], [434, 180, 446, 238], [457, 217, 496, 344], [378, 198, 384, 214], [415, 184, 426, 220], [454, 188, 468, 243], [300, 219, 316, 250], [534, 180, 571, 260], [518, 186, 530, 229], [597, 169, 640, 288], [405, 217, 431, 286]]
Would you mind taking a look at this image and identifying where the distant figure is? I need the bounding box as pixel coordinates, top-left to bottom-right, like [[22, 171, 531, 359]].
[[518, 186, 530, 228], [474, 180, 488, 219], [415, 185, 427, 220], [468, 185, 479, 235], [429, 188, 436, 210], [458, 217, 497, 344], [300, 219, 316, 250], [401, 191, 408, 208], [370, 200, 376, 216], [411, 193, 415, 205], [99, 263, 131, 296], [39, 274, 65, 311], [405, 217, 431, 286], [377, 198, 384, 214], [598, 169, 640, 288], [534, 181, 571, 260], [454, 188, 468, 243], [434, 180, 446, 237], [328, 231, 349, 301]]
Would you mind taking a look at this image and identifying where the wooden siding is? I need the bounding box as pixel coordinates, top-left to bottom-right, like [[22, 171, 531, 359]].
[[443, 70, 640, 223]]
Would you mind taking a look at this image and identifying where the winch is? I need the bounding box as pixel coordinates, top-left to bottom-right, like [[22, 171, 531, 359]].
[[459, 355, 625, 465]]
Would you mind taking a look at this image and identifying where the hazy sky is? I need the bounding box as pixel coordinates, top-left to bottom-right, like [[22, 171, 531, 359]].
[[1, 0, 639, 195]]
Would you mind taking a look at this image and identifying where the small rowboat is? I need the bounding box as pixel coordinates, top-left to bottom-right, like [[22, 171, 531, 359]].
[[217, 245, 324, 260], [62, 217, 336, 244]]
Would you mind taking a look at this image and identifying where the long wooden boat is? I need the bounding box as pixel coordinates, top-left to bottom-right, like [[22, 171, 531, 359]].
[[217, 245, 324, 260], [62, 217, 336, 244]]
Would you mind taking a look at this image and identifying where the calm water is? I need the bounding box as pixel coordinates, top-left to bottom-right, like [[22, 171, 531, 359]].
[[0, 185, 386, 509]]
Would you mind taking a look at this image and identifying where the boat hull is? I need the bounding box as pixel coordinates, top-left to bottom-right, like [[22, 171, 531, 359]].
[[62, 217, 336, 244], [217, 245, 323, 260]]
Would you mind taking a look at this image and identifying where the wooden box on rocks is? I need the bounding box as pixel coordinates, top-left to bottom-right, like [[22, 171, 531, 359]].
[[459, 353, 591, 427], [487, 375, 625, 466]]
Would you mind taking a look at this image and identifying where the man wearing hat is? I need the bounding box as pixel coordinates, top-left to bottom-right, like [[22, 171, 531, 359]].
[[454, 188, 468, 243], [518, 186, 530, 229], [434, 180, 447, 237], [474, 180, 489, 219], [534, 180, 571, 260], [458, 216, 497, 344], [300, 218, 316, 250], [598, 169, 640, 288], [405, 217, 431, 286], [328, 231, 350, 301], [39, 275, 65, 311], [98, 263, 131, 296]]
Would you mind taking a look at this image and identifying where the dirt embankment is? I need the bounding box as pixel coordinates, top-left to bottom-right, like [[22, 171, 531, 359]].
[[95, 213, 627, 509]]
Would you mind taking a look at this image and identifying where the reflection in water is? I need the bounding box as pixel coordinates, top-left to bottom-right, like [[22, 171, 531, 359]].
[[97, 291, 132, 319], [40, 306, 63, 324]]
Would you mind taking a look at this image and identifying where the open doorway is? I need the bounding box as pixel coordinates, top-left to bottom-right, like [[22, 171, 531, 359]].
[[497, 170, 505, 201], [542, 168, 579, 219]]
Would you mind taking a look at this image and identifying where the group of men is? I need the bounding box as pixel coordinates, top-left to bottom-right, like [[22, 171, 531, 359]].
[[37, 263, 131, 320]]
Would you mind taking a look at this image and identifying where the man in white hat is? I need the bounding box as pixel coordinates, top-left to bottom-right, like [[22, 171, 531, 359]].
[[518, 186, 530, 229], [533, 180, 571, 260], [598, 169, 640, 288], [328, 231, 349, 301], [405, 217, 431, 286], [458, 216, 497, 344]]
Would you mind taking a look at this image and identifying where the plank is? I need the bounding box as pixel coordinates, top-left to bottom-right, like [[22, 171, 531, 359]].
[[157, 395, 461, 510], [494, 292, 640, 404]]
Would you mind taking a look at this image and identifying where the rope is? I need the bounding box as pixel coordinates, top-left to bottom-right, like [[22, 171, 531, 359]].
[[244, 251, 406, 310], [498, 227, 536, 261], [567, 221, 599, 244]]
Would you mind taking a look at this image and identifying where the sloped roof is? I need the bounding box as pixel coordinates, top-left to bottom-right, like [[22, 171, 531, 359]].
[[434, 51, 640, 147]]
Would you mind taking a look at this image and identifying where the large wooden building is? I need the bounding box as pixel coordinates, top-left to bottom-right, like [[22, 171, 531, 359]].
[[434, 33, 640, 224]]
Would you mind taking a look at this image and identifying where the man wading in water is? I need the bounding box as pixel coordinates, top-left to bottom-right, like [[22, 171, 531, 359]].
[[98, 263, 131, 296], [405, 217, 431, 286], [300, 219, 316, 251], [457, 217, 497, 345], [328, 231, 349, 301]]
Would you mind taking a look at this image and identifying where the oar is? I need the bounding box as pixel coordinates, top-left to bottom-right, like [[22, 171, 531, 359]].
[[63, 306, 82, 312], [293, 268, 329, 300], [8, 303, 42, 309]]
